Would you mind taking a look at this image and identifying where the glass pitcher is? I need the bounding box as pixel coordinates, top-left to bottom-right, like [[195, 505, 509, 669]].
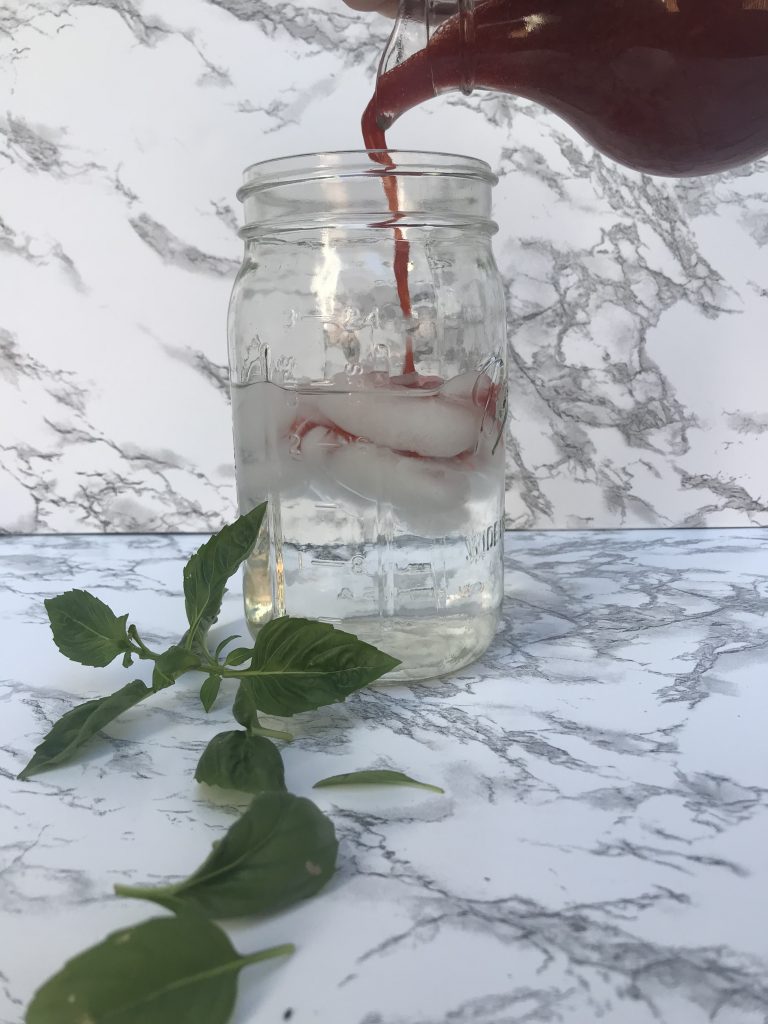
[[364, 0, 768, 177], [228, 151, 507, 680]]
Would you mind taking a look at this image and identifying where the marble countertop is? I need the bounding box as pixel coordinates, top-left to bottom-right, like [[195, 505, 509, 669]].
[[2, 529, 767, 1024]]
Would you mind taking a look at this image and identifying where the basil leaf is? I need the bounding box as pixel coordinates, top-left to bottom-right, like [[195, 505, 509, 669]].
[[313, 769, 444, 794], [182, 504, 266, 649], [237, 618, 400, 717], [18, 680, 151, 780], [115, 792, 337, 918], [152, 646, 202, 691], [214, 634, 240, 660], [224, 647, 255, 667], [199, 675, 221, 713], [44, 590, 131, 667], [195, 731, 286, 794], [232, 678, 259, 731], [25, 914, 293, 1024]]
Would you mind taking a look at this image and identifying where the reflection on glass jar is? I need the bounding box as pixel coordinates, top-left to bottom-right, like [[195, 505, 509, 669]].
[[228, 151, 507, 681]]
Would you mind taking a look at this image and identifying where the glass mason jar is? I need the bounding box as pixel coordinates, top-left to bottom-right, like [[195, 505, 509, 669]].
[[228, 151, 507, 681]]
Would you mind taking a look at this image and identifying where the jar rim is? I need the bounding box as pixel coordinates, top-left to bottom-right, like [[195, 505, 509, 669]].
[[238, 149, 497, 198]]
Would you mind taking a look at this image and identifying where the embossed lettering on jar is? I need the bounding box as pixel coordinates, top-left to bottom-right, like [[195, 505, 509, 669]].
[[228, 151, 507, 680]]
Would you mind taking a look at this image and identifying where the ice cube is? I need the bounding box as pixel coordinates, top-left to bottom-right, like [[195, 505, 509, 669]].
[[440, 370, 497, 409], [320, 391, 481, 458], [232, 380, 298, 440], [299, 425, 343, 463], [328, 442, 470, 533]]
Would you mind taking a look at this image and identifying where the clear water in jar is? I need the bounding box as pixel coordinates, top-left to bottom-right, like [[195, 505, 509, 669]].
[[232, 366, 505, 680]]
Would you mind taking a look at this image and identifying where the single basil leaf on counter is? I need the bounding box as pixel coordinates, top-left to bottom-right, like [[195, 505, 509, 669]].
[[44, 590, 131, 668], [115, 792, 337, 919], [195, 731, 286, 794], [152, 645, 202, 691], [17, 680, 151, 780], [238, 617, 400, 717], [25, 913, 294, 1024], [199, 675, 222, 713], [182, 504, 267, 650], [214, 634, 241, 660], [313, 769, 444, 794]]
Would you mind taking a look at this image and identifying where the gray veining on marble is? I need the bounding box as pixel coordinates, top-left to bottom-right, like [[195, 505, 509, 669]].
[[2, 529, 768, 1023], [1, 2, 768, 532]]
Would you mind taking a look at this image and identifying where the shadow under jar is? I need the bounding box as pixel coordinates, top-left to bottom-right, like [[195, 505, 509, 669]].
[[228, 151, 507, 681]]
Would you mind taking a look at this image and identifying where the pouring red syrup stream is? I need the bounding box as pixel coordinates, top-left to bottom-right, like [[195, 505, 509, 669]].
[[362, 122, 417, 376]]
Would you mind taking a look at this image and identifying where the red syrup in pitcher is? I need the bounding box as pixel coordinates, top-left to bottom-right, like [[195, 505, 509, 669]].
[[364, 0, 768, 178]]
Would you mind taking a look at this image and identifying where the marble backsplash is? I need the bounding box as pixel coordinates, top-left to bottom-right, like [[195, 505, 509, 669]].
[[2, 0, 767, 533]]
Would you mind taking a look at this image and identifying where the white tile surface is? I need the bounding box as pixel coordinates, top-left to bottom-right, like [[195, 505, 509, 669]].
[[3, 529, 768, 1022]]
